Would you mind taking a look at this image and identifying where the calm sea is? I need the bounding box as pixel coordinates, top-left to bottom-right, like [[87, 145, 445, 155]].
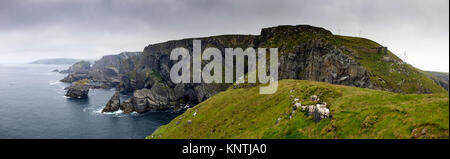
[[0, 64, 179, 139]]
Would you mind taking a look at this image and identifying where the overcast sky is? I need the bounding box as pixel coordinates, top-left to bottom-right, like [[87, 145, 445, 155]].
[[0, 0, 448, 72]]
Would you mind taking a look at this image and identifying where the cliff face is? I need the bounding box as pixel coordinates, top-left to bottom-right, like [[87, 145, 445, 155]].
[[60, 61, 91, 83], [61, 52, 141, 88], [91, 52, 141, 74], [425, 71, 449, 91], [278, 40, 373, 89], [115, 36, 258, 112], [71, 25, 443, 113]]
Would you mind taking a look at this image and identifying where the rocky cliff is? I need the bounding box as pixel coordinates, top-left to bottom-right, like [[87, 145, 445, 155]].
[[61, 52, 141, 88], [425, 71, 449, 91], [65, 79, 91, 98], [278, 39, 373, 88], [60, 25, 444, 113]]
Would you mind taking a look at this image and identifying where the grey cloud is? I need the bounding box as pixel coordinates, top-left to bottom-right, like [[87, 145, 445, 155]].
[[0, 0, 448, 72]]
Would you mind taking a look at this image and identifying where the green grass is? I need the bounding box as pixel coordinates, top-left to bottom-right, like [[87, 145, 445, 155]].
[[73, 79, 90, 86], [149, 80, 449, 139]]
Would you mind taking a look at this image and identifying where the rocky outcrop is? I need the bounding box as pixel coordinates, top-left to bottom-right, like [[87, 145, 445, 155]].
[[61, 73, 91, 83], [102, 91, 121, 112], [115, 83, 190, 113], [60, 52, 140, 87], [60, 61, 91, 83], [432, 79, 449, 91], [106, 36, 257, 113], [290, 92, 331, 122], [59, 69, 70, 74], [89, 67, 121, 88], [65, 80, 91, 98], [426, 71, 449, 91], [279, 40, 373, 88], [91, 52, 140, 74]]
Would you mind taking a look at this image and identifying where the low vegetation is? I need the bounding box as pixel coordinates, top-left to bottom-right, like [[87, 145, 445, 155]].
[[150, 80, 449, 139], [73, 79, 90, 86]]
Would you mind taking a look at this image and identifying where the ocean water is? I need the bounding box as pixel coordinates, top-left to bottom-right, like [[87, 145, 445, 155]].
[[0, 64, 180, 139]]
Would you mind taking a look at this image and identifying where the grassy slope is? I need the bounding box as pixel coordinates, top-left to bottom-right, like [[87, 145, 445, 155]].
[[150, 80, 449, 139], [330, 35, 445, 93]]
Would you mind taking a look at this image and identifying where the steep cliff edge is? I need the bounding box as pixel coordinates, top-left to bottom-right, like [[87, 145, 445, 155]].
[[85, 25, 444, 113], [60, 52, 141, 88]]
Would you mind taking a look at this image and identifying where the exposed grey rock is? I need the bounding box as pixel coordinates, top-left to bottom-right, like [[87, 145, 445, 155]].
[[293, 102, 301, 110], [310, 95, 319, 102], [425, 71, 449, 91], [278, 40, 374, 89], [119, 98, 135, 113], [65, 84, 90, 98], [306, 105, 316, 116], [91, 52, 140, 74], [52, 69, 59, 72], [61, 52, 140, 88], [89, 67, 121, 88], [102, 91, 121, 112], [59, 69, 70, 74], [275, 117, 282, 125], [302, 103, 330, 122], [61, 73, 91, 83], [381, 56, 394, 62], [60, 61, 91, 83]]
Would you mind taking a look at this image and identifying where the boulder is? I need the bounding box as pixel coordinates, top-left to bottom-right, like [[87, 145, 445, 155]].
[[303, 103, 331, 122], [310, 95, 319, 102], [293, 102, 301, 110]]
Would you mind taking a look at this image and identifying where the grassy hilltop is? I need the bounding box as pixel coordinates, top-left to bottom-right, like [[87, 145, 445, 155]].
[[147, 25, 448, 139], [258, 25, 445, 93], [150, 80, 448, 139]]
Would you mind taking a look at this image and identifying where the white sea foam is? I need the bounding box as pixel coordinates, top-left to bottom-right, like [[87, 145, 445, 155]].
[[102, 109, 124, 115], [130, 112, 139, 116], [90, 106, 127, 117], [49, 80, 61, 85]]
